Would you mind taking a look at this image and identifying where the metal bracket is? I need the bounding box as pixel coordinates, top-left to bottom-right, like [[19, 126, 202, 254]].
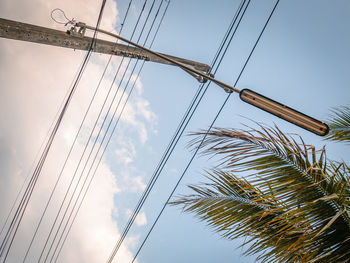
[[181, 66, 215, 84], [182, 68, 207, 83], [67, 22, 86, 37], [216, 82, 233, 93]]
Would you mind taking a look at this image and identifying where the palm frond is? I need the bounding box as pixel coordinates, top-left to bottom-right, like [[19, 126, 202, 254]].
[[326, 105, 350, 144], [173, 124, 350, 262]]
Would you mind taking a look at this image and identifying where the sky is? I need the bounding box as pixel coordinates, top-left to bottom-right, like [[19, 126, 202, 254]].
[[0, 0, 349, 263]]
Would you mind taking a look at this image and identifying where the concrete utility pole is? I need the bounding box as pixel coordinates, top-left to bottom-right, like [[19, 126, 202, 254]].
[[0, 17, 329, 136], [0, 18, 210, 74]]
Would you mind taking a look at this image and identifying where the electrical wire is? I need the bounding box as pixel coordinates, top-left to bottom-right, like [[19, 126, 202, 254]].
[[37, 1, 158, 262], [50, 8, 76, 26], [55, 1, 170, 263], [105, 1, 250, 261], [131, 0, 280, 261], [49, 2, 168, 261], [37, 55, 123, 263], [1, 0, 280, 262], [21, 2, 135, 262], [0, 57, 85, 242], [0, 1, 107, 261], [129, 0, 251, 260], [0, 57, 89, 260], [51, 2, 170, 261], [55, 1, 169, 262], [46, 1, 162, 260], [51, 3, 171, 262]]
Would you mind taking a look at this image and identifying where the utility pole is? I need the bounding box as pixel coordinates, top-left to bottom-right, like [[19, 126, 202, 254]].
[[0, 18, 329, 136], [0, 18, 210, 74]]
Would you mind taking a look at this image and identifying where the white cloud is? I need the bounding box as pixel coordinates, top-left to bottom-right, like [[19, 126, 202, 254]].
[[0, 0, 157, 262], [115, 144, 136, 165], [125, 210, 147, 227], [116, 149, 134, 165], [131, 176, 147, 192], [135, 212, 147, 227]]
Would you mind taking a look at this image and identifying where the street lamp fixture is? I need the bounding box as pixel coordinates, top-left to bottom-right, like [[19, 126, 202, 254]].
[[0, 17, 329, 136], [77, 22, 329, 136]]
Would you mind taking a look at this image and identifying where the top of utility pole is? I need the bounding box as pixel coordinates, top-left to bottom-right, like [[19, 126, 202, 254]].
[[0, 18, 211, 74]]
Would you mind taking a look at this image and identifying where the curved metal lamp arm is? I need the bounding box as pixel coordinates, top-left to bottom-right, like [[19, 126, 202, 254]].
[[76, 22, 240, 93], [77, 22, 329, 136]]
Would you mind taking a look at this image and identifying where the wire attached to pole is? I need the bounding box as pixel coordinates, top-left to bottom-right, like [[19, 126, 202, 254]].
[[50, 8, 76, 26]]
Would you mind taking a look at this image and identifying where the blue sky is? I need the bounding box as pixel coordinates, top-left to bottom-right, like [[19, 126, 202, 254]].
[[112, 0, 350, 262], [0, 0, 349, 262]]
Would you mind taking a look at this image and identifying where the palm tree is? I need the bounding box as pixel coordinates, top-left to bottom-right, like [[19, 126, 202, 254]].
[[171, 106, 350, 263]]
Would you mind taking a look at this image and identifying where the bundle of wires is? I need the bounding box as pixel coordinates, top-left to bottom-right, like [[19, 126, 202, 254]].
[[107, 0, 251, 261], [0, 0, 280, 262], [106, 0, 281, 262], [0, 0, 170, 262], [0, 1, 107, 262]]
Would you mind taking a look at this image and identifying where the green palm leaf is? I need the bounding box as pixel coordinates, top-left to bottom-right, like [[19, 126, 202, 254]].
[[172, 124, 350, 262], [326, 106, 350, 143]]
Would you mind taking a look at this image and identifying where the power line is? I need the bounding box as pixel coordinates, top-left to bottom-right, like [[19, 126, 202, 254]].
[[46, 1, 167, 262], [35, 1, 165, 262], [0, 58, 84, 242], [51, 3, 171, 262], [0, 57, 90, 261], [0, 2, 105, 261], [39, 0, 152, 261], [129, 0, 251, 260], [105, 0, 251, 262], [131, 0, 280, 261], [21, 2, 135, 262], [0, 1, 108, 262]]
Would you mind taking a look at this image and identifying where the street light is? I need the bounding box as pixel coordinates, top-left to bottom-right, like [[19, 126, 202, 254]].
[[0, 16, 329, 136], [77, 22, 329, 137], [239, 89, 329, 136]]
